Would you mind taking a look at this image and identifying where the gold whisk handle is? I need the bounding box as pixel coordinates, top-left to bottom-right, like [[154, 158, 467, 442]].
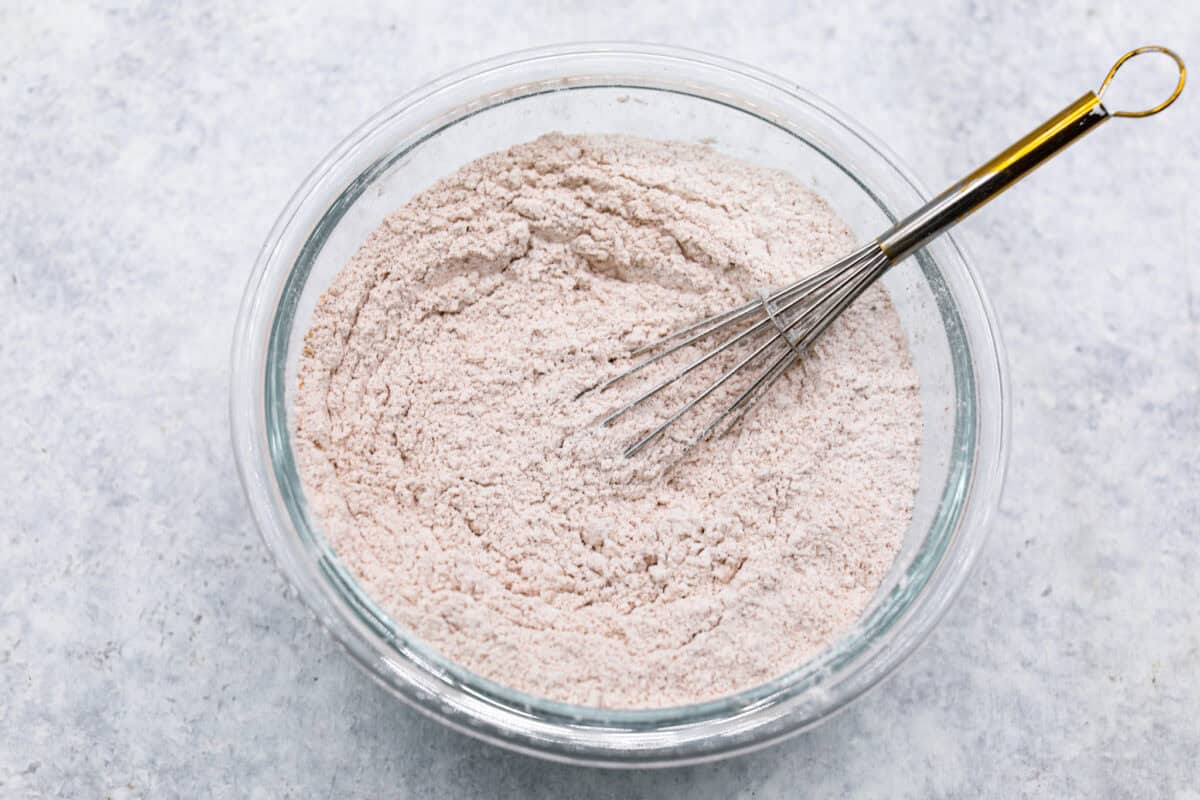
[[877, 46, 1186, 263]]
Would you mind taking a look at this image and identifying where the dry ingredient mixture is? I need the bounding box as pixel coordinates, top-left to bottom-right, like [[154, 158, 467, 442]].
[[294, 133, 921, 708]]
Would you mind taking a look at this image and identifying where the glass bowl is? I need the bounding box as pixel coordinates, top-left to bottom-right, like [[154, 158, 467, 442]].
[[230, 42, 1009, 767]]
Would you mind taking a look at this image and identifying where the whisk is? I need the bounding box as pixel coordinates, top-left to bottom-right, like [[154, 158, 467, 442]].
[[589, 46, 1186, 458]]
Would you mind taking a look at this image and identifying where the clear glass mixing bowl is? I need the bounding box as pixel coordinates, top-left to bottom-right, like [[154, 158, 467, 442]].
[[230, 43, 1009, 767]]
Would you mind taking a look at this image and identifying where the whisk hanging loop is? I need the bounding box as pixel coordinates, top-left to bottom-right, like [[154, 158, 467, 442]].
[[1098, 46, 1187, 118]]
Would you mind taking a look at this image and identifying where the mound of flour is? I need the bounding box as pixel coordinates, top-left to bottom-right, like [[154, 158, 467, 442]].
[[294, 133, 921, 708]]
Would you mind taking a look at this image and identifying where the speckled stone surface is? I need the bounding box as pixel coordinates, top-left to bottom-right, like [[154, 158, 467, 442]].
[[2, 2, 1197, 797]]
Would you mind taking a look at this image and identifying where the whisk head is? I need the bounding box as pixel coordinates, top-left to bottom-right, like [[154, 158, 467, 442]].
[[586, 242, 891, 457]]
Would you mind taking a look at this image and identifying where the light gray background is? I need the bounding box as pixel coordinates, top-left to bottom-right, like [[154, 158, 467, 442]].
[[2, 1, 1197, 797]]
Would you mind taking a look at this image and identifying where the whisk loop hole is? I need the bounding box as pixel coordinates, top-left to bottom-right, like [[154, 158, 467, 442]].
[[1098, 45, 1186, 118]]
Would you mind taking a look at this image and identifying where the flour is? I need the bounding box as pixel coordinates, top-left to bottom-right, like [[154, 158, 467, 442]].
[[294, 133, 922, 709]]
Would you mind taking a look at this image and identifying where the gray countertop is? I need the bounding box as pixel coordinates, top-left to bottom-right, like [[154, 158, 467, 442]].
[[3, 1, 1197, 796]]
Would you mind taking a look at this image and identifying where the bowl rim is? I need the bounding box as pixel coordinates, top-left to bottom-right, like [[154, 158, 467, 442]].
[[230, 40, 1010, 767]]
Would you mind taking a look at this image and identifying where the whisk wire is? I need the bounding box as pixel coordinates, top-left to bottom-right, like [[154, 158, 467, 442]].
[[618, 245, 887, 458], [596, 244, 879, 423], [683, 247, 891, 449]]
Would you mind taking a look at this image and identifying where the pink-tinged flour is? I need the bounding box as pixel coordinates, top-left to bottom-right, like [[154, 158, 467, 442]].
[[294, 133, 921, 708]]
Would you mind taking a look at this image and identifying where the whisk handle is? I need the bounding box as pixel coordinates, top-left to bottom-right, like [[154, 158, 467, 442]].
[[878, 91, 1109, 261], [878, 46, 1186, 263]]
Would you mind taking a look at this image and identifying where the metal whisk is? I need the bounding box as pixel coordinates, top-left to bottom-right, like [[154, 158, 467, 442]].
[[589, 46, 1186, 458]]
